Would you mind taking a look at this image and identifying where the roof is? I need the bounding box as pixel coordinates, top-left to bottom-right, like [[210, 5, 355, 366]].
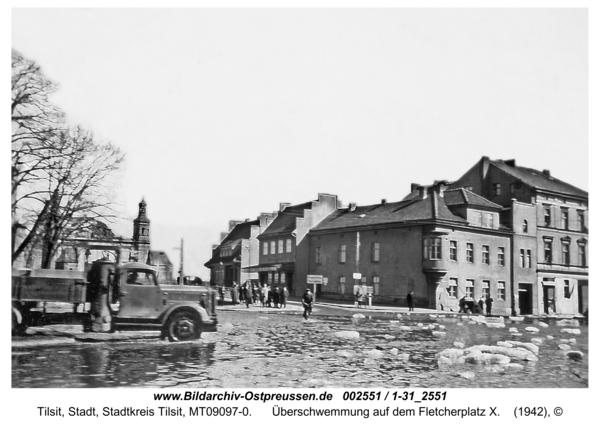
[[122, 262, 157, 271], [220, 220, 259, 247], [260, 201, 313, 237], [443, 188, 503, 210], [312, 194, 467, 231], [147, 250, 173, 266], [491, 159, 588, 198]]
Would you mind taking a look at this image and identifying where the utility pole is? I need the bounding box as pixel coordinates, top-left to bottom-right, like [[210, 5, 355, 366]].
[[174, 238, 184, 284]]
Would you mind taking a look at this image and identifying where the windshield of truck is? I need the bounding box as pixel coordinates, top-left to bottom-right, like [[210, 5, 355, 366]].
[[125, 269, 157, 286]]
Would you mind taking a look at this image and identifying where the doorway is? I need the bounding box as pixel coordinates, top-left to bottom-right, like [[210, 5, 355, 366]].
[[543, 285, 556, 314], [518, 283, 533, 315], [578, 280, 588, 314]]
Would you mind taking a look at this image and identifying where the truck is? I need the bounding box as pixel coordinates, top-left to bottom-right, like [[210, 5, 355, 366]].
[[11, 259, 217, 342]]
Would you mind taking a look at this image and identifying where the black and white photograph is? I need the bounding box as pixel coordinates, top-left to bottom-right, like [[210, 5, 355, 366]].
[[8, 1, 595, 424]]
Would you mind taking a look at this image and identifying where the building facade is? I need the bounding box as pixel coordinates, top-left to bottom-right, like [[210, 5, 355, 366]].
[[452, 157, 588, 315]]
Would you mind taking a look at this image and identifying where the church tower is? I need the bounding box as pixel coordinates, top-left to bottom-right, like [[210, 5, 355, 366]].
[[132, 199, 151, 262]]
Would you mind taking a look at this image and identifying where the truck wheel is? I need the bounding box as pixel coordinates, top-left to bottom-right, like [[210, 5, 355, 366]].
[[12, 309, 27, 336], [166, 311, 201, 342]]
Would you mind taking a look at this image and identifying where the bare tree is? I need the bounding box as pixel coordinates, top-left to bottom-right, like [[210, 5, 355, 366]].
[[12, 50, 125, 267]]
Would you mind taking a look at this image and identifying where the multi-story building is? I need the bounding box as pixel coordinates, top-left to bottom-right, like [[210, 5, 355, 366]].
[[452, 157, 588, 315], [204, 214, 277, 287], [247, 194, 339, 296], [308, 183, 514, 314]]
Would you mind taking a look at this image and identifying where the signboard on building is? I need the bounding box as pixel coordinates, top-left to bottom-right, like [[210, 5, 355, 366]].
[[323, 277, 328, 286], [353, 273, 362, 279], [307, 275, 323, 284]]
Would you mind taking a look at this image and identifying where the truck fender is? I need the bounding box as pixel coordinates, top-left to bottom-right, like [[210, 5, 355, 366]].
[[159, 303, 210, 325], [12, 306, 23, 325]]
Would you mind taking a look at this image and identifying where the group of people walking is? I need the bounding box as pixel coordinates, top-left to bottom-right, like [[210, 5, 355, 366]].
[[219, 282, 289, 309]]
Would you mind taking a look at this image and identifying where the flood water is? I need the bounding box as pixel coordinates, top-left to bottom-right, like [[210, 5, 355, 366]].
[[12, 310, 588, 388]]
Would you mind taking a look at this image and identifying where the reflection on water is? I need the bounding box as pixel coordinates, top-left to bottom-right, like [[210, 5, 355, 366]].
[[12, 312, 588, 388]]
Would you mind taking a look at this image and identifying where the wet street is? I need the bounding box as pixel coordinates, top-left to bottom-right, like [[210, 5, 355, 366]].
[[12, 304, 588, 388]]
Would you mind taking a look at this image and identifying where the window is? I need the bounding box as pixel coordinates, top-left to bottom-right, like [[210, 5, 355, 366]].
[[464, 186, 473, 191], [544, 206, 551, 227], [449, 240, 457, 261], [426, 237, 442, 260], [526, 249, 532, 268], [564, 280, 571, 299], [267, 273, 272, 285], [270, 241, 276, 254], [372, 242, 380, 262], [522, 220, 528, 233], [520, 249, 525, 267], [578, 211, 585, 231], [316, 247, 322, 264], [473, 211, 482, 226], [373, 276, 380, 295], [561, 209, 569, 230], [448, 278, 458, 298], [544, 239, 553, 263], [510, 183, 515, 194], [280, 273, 286, 284], [339, 276, 346, 294], [492, 183, 501, 196], [465, 280, 474, 299], [482, 245, 490, 265], [484, 213, 493, 228], [263, 242, 268, 255], [578, 243, 587, 267], [482, 280, 490, 298], [498, 247, 505, 266], [466, 243, 474, 263], [361, 276, 367, 286], [286, 239, 292, 253], [561, 241, 570, 265], [339, 245, 346, 263], [497, 281, 506, 301], [278, 240, 284, 254]]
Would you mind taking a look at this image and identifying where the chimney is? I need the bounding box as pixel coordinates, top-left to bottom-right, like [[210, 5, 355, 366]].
[[337, 200, 344, 209], [381, 199, 387, 205], [244, 218, 250, 222], [228, 220, 242, 231], [481, 156, 490, 180], [349, 203, 357, 212], [542, 169, 551, 176], [504, 159, 516, 168], [433, 180, 450, 197], [418, 186, 428, 200], [411, 183, 420, 192], [279, 203, 291, 212]]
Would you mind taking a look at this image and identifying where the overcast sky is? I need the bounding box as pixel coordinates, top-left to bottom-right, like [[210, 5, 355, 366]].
[[11, 7, 588, 279]]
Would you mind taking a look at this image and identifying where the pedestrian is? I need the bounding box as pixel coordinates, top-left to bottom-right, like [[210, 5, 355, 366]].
[[459, 296, 466, 313], [231, 282, 239, 305], [485, 295, 493, 316], [218, 287, 225, 305], [406, 291, 415, 312], [260, 284, 268, 307], [252, 285, 259, 305], [302, 288, 314, 320], [243, 283, 251, 308], [273, 286, 280, 308], [478, 297, 484, 315], [267, 287, 273, 307], [279, 286, 288, 309], [355, 288, 365, 308]]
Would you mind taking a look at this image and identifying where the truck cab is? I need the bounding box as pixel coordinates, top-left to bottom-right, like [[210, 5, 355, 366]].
[[112, 262, 218, 340]]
